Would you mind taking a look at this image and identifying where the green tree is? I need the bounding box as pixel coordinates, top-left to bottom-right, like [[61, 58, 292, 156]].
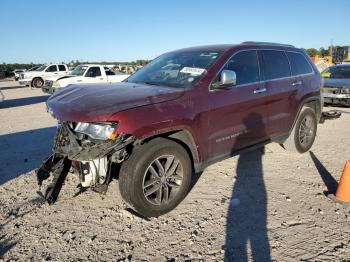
[[319, 47, 330, 57], [306, 48, 319, 57]]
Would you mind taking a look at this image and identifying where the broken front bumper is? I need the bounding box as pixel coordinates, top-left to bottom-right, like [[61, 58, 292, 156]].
[[49, 122, 133, 161], [36, 122, 134, 204]]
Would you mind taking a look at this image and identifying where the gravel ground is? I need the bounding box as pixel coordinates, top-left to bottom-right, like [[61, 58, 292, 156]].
[[1, 81, 350, 262]]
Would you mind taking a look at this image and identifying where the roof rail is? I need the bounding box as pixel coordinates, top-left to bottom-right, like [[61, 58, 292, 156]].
[[242, 41, 295, 48]]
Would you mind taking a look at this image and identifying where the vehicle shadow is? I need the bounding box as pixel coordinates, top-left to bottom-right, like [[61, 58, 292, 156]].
[[0, 85, 26, 91], [0, 95, 49, 109], [225, 113, 271, 261], [0, 127, 56, 185], [0, 235, 17, 259], [309, 151, 338, 195]]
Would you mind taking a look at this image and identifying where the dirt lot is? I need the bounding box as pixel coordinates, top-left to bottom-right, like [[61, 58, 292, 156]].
[[1, 81, 350, 262]]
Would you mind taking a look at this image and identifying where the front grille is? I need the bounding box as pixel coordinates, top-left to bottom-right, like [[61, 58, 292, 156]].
[[45, 80, 53, 87]]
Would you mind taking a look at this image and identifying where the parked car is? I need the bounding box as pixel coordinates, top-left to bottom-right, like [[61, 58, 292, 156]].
[[37, 42, 322, 217], [42, 64, 129, 94], [19, 64, 69, 88], [321, 64, 350, 107], [12, 69, 26, 81]]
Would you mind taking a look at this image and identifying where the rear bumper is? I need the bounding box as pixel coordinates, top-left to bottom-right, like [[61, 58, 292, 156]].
[[323, 93, 350, 99], [323, 88, 350, 106]]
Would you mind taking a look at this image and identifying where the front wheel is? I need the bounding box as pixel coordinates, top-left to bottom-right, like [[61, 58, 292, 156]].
[[119, 138, 192, 217], [282, 107, 317, 153], [32, 77, 44, 88]]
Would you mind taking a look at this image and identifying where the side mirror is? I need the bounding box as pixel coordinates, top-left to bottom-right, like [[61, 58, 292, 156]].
[[213, 70, 237, 89], [221, 70, 236, 86]]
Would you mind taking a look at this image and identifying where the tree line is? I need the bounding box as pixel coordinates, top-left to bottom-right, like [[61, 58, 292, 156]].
[[0, 59, 150, 72]]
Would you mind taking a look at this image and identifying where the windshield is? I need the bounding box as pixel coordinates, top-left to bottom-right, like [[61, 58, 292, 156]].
[[127, 51, 222, 88], [321, 66, 350, 79], [71, 65, 88, 76], [35, 65, 47, 71]]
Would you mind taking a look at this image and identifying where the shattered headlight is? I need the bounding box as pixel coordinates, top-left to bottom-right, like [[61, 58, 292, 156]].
[[74, 122, 117, 140]]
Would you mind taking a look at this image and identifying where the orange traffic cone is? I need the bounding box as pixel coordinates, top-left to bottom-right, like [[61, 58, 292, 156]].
[[334, 161, 350, 203]]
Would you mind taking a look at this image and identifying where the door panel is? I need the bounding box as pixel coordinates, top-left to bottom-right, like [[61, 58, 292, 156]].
[[85, 67, 105, 83], [265, 77, 298, 136], [259, 49, 297, 137], [207, 82, 270, 160]]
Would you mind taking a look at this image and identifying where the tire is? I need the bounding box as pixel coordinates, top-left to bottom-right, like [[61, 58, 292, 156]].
[[282, 107, 317, 153], [32, 77, 44, 88], [119, 138, 192, 217]]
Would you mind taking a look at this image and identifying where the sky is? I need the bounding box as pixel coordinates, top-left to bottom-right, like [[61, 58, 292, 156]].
[[0, 0, 349, 64]]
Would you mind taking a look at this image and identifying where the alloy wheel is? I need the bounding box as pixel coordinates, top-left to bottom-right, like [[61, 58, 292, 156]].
[[298, 114, 315, 148], [142, 155, 183, 205]]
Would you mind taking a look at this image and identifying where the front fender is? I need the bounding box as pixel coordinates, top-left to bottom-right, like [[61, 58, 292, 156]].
[[109, 100, 204, 164]]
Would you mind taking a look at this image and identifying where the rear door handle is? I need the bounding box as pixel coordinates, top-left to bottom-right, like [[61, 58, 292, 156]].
[[292, 81, 302, 86], [253, 87, 267, 94]]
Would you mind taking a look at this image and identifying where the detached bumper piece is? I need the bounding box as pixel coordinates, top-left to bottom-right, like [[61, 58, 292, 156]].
[[319, 110, 342, 123], [36, 156, 71, 204]]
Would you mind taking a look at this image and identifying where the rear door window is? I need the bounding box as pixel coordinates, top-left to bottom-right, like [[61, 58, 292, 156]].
[[223, 50, 260, 85], [261, 50, 290, 80], [287, 52, 313, 76], [58, 65, 66, 71]]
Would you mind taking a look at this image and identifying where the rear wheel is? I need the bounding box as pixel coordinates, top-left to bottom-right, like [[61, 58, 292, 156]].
[[119, 138, 192, 217], [32, 77, 44, 88], [282, 107, 317, 153]]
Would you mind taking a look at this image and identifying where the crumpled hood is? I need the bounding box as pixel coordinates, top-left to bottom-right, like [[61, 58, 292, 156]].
[[324, 78, 350, 88], [47, 82, 185, 122]]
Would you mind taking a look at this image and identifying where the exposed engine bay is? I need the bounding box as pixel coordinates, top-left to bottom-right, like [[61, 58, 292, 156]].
[[36, 122, 134, 204]]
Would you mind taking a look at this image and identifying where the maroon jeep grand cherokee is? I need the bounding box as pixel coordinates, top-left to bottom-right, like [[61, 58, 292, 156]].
[[38, 42, 322, 217]]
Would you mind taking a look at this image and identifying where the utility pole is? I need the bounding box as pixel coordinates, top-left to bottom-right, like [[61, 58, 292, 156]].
[[330, 39, 333, 57]]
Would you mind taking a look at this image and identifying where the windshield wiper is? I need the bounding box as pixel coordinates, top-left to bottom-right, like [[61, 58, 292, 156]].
[[134, 81, 161, 86]]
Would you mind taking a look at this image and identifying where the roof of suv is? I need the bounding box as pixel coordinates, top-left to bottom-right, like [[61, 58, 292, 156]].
[[171, 42, 299, 53]]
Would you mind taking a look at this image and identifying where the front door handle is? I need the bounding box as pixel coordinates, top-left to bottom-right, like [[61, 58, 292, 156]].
[[292, 81, 302, 86], [253, 87, 267, 94]]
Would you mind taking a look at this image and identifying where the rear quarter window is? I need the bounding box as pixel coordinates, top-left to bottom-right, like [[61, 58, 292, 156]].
[[287, 52, 313, 76], [261, 50, 290, 80]]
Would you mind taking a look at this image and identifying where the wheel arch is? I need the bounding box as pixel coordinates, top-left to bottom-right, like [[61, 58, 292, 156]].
[[292, 96, 322, 131], [138, 129, 200, 173]]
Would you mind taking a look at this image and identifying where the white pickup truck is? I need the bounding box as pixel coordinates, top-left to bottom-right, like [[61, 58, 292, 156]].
[[42, 64, 130, 94], [19, 64, 69, 88]]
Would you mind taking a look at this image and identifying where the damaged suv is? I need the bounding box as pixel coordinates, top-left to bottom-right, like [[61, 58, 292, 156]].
[[37, 42, 322, 217]]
